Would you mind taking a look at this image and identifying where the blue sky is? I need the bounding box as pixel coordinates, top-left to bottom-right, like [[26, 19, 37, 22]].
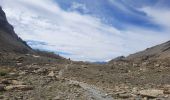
[[0, 0, 170, 61]]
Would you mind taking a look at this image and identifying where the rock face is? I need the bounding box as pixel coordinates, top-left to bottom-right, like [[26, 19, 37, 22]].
[[0, 7, 32, 53]]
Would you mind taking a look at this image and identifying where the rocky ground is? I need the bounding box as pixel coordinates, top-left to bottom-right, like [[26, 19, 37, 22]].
[[0, 52, 170, 100]]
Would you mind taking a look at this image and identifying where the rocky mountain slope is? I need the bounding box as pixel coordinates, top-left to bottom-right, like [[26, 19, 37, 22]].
[[0, 7, 32, 53], [109, 40, 170, 63], [127, 41, 170, 60]]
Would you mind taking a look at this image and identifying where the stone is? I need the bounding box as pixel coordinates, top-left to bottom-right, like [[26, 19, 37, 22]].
[[117, 93, 131, 98], [32, 55, 40, 58], [140, 67, 147, 72], [0, 84, 5, 91], [139, 89, 164, 98], [19, 71, 26, 75], [155, 64, 160, 67], [25, 54, 31, 56], [11, 80, 24, 85], [133, 63, 138, 67], [5, 85, 33, 91], [163, 85, 170, 94], [53, 96, 61, 100], [1, 79, 23, 85], [132, 87, 138, 94], [48, 71, 55, 77], [16, 57, 24, 63], [68, 82, 81, 88], [0, 96, 4, 99], [8, 73, 15, 75], [1, 79, 11, 84], [142, 62, 148, 66], [16, 63, 22, 66], [34, 68, 45, 74]]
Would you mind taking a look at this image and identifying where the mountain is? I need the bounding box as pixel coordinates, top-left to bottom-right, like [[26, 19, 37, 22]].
[[0, 7, 32, 53], [109, 40, 170, 63], [127, 41, 170, 60]]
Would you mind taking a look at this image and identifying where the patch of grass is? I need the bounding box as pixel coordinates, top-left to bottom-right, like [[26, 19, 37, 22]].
[[0, 69, 8, 76], [0, 67, 12, 77], [0, 92, 3, 95], [0, 71, 7, 76], [27, 80, 33, 85]]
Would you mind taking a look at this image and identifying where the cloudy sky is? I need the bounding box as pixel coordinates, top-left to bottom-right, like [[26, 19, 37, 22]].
[[0, 0, 170, 61]]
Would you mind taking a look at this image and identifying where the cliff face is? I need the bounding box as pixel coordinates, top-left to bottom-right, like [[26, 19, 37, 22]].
[[0, 7, 32, 53]]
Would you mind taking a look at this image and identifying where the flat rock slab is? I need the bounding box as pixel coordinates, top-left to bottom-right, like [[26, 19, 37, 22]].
[[139, 89, 164, 98], [5, 85, 33, 91]]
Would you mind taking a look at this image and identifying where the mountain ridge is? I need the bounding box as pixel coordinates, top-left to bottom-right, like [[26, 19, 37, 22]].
[[127, 40, 170, 60], [109, 40, 170, 63], [0, 6, 32, 53]]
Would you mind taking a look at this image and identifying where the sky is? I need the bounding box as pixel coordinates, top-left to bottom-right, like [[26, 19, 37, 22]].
[[0, 0, 170, 62]]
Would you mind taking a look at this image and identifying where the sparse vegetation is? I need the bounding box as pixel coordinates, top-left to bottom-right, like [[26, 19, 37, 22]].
[[0, 67, 13, 77], [35, 49, 65, 60], [0, 92, 3, 96], [0, 70, 7, 76]]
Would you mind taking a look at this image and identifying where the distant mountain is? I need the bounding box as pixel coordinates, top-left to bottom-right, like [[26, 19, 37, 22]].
[[92, 61, 107, 64], [0, 7, 32, 53], [108, 56, 126, 63]]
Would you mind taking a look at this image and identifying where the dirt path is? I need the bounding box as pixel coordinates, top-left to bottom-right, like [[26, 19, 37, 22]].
[[57, 64, 114, 100], [69, 80, 114, 100]]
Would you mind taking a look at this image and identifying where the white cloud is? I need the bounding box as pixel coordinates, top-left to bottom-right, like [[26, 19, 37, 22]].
[[70, 2, 89, 13], [0, 0, 170, 61], [141, 7, 170, 30]]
